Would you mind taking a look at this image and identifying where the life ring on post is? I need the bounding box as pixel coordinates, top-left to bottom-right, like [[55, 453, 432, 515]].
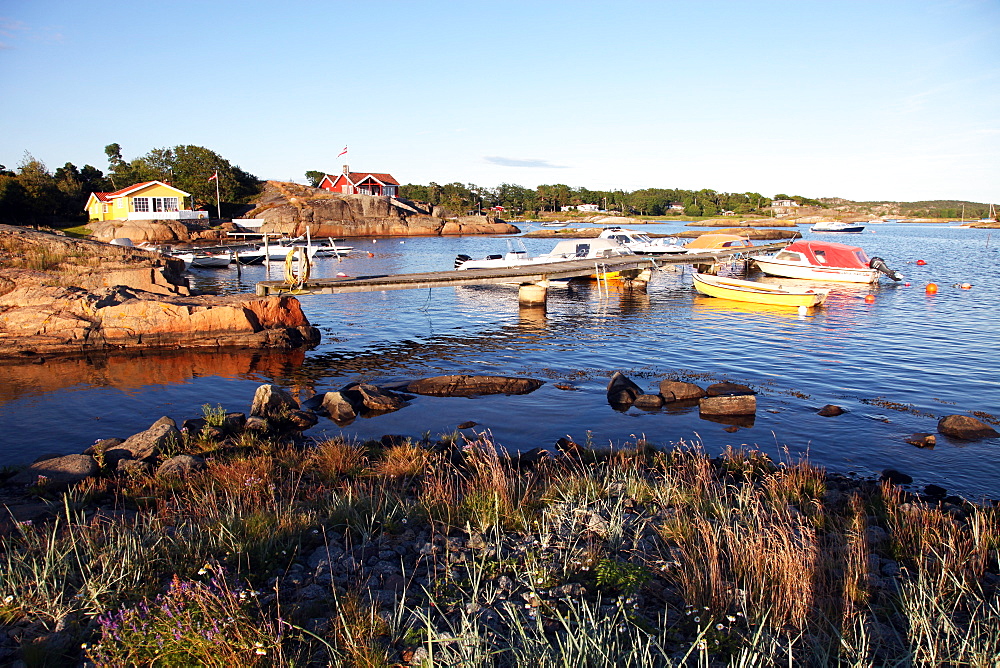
[[283, 247, 311, 287]]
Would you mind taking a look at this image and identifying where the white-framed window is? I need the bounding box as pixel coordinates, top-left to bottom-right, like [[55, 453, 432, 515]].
[[133, 197, 150, 212], [152, 197, 179, 212]]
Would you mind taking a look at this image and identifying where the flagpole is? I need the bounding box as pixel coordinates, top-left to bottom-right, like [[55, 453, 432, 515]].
[[215, 174, 221, 219]]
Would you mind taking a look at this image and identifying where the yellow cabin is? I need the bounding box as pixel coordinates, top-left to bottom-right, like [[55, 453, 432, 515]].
[[85, 181, 205, 222]]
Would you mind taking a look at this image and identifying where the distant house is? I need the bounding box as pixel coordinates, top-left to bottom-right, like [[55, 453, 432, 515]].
[[318, 165, 399, 197], [560, 204, 600, 212], [721, 210, 736, 216], [772, 199, 800, 208], [85, 181, 204, 222], [668, 202, 685, 212]]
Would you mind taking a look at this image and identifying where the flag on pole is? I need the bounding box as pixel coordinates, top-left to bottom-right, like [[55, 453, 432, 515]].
[[208, 171, 218, 181], [337, 146, 348, 158]]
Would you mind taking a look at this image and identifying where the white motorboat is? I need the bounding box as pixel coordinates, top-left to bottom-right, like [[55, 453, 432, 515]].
[[753, 240, 903, 283], [597, 227, 688, 254], [455, 237, 629, 271], [811, 221, 866, 233], [233, 248, 266, 265], [262, 237, 353, 260], [172, 250, 231, 269]]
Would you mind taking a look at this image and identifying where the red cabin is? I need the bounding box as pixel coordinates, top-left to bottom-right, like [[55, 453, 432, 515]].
[[318, 165, 399, 197]]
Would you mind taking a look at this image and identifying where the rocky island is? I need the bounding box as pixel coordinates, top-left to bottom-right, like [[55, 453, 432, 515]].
[[0, 225, 319, 359], [86, 181, 519, 244]]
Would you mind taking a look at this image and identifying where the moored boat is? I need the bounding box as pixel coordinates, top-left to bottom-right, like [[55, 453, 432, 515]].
[[683, 233, 754, 253], [692, 273, 830, 308], [598, 227, 688, 254], [811, 221, 866, 233], [172, 251, 231, 268], [455, 237, 632, 281], [753, 239, 902, 283]]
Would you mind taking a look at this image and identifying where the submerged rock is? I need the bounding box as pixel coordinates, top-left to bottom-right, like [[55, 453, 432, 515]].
[[937, 415, 999, 440], [405, 375, 542, 397]]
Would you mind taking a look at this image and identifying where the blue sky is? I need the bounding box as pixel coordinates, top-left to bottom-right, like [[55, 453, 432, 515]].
[[1, 0, 997, 203]]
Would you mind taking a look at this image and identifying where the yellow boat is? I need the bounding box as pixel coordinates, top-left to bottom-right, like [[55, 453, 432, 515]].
[[691, 273, 830, 308]]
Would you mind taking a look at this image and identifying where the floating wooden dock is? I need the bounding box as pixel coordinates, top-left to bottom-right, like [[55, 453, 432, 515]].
[[255, 242, 788, 306]]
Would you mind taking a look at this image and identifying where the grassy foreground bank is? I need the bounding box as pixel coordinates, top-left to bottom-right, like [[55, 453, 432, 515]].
[[1, 418, 998, 666]]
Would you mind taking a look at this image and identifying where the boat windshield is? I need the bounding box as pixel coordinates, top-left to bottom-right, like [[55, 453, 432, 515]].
[[854, 250, 869, 264]]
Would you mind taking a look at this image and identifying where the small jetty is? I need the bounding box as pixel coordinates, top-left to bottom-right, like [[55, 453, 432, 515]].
[[255, 242, 787, 306]]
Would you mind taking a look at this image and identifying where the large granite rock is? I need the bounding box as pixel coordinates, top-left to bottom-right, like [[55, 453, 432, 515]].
[[245, 181, 519, 238], [0, 286, 320, 357], [0, 225, 320, 358]]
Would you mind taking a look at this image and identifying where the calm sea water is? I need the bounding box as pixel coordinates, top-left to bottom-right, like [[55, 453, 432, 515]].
[[2, 223, 998, 501]]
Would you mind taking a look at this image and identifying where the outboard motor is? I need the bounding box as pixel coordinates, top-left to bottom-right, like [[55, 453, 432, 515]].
[[455, 254, 472, 269], [869, 256, 903, 281]]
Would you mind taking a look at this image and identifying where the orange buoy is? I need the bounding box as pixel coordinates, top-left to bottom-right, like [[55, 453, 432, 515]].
[[960, 283, 972, 289], [904, 282, 911, 286], [368, 251, 374, 257], [925, 282, 938, 294], [864, 294, 876, 304], [916, 259, 927, 265]]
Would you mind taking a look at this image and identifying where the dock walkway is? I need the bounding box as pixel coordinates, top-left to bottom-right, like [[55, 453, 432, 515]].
[[255, 242, 787, 298]]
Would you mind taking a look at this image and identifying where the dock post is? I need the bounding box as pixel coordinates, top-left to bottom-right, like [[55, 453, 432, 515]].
[[518, 282, 547, 308]]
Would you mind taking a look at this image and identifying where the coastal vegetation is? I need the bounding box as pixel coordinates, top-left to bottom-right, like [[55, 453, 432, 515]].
[[0, 145, 261, 226], [0, 406, 996, 666], [3, 143, 995, 228]]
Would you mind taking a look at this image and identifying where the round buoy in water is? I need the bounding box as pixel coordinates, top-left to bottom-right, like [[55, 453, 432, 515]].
[[960, 283, 972, 289], [925, 283, 938, 294], [916, 259, 927, 265], [904, 282, 911, 286], [864, 294, 876, 303], [368, 252, 374, 257], [336, 271, 348, 277]]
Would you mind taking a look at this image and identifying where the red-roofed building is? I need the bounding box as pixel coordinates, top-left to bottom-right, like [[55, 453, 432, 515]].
[[85, 180, 204, 221], [318, 165, 399, 197]]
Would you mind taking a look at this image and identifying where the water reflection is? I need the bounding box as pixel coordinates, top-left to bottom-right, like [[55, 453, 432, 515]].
[[0, 349, 308, 405]]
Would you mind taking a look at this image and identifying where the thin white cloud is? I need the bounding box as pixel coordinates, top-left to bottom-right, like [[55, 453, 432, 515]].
[[484, 156, 567, 168]]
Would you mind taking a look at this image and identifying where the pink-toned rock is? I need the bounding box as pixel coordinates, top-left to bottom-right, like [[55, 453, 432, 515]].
[[700, 394, 757, 416], [937, 415, 999, 440], [245, 181, 519, 238], [658, 380, 706, 402]]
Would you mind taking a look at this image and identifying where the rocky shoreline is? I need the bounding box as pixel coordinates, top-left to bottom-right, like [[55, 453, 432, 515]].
[[0, 225, 320, 359], [1, 374, 997, 665]]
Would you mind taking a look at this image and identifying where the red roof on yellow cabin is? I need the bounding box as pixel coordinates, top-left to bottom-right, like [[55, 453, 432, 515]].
[[93, 181, 191, 202]]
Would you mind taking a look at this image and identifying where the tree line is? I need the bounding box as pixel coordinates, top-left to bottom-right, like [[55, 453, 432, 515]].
[[0, 145, 262, 225], [395, 182, 801, 218]]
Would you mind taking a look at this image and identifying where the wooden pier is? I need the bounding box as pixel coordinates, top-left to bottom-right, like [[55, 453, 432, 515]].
[[254, 242, 788, 306]]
